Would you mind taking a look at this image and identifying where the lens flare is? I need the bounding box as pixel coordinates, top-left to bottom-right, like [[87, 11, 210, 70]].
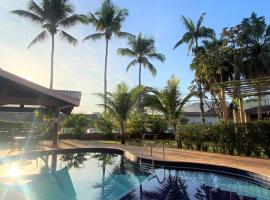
[[7, 164, 21, 177]]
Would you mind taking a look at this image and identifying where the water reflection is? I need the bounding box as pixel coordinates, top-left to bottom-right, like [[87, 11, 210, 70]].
[[93, 155, 146, 200], [60, 152, 88, 169], [0, 151, 269, 200]]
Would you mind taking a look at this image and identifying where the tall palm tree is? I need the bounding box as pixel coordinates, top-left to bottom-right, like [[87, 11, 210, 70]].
[[12, 0, 83, 89], [97, 82, 142, 144], [173, 13, 215, 124], [118, 33, 165, 86], [143, 75, 193, 148], [83, 0, 132, 112]]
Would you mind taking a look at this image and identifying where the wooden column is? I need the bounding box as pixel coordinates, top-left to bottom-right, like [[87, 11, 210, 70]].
[[52, 107, 60, 148], [220, 87, 228, 124]]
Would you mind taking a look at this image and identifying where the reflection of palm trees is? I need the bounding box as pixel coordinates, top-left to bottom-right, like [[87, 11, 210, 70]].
[[93, 155, 141, 200], [142, 174, 190, 200], [92, 153, 117, 197], [60, 152, 88, 169], [195, 184, 211, 200]]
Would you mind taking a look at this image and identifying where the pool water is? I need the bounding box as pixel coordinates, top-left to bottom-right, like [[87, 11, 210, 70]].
[[0, 150, 269, 200]]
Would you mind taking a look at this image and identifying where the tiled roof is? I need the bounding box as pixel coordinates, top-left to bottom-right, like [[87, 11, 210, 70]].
[[55, 90, 81, 101], [0, 68, 81, 108]]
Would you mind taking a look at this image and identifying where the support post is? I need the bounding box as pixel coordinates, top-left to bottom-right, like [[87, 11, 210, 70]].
[[52, 106, 60, 148]]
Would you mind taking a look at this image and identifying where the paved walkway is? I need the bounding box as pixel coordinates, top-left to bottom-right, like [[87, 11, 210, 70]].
[[1, 139, 270, 178]]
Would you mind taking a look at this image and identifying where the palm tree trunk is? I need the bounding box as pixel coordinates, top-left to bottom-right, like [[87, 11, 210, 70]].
[[139, 63, 142, 86], [120, 121, 125, 144], [195, 39, 205, 124], [198, 82, 206, 124], [104, 38, 109, 113], [137, 63, 142, 113], [50, 34, 55, 90]]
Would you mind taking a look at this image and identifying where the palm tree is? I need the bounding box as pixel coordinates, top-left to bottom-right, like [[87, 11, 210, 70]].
[[12, 0, 83, 89], [97, 82, 142, 144], [118, 33, 165, 86], [173, 13, 215, 124], [143, 75, 193, 148], [83, 0, 132, 112]]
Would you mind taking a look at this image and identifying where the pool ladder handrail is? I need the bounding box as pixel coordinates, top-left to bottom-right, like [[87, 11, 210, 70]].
[[139, 142, 165, 173]]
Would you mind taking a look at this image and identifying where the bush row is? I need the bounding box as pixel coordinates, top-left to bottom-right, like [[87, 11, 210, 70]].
[[176, 121, 270, 158]]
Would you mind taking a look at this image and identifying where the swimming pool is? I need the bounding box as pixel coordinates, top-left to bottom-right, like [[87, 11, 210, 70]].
[[0, 149, 269, 200]]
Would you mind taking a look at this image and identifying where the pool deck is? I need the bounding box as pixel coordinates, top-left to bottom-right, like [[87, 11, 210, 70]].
[[1, 139, 270, 178]]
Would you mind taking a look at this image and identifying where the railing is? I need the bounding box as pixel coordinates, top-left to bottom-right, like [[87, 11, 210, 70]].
[[139, 142, 165, 173]]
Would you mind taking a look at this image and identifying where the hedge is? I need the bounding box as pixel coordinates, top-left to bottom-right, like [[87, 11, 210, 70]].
[[176, 121, 270, 158]]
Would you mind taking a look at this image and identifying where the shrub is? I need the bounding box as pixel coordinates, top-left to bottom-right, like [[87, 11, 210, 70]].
[[92, 113, 117, 135], [62, 114, 90, 136], [176, 121, 270, 158]]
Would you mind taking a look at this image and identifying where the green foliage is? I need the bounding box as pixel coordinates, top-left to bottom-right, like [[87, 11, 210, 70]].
[[11, 0, 83, 47], [143, 75, 193, 139], [127, 114, 147, 136], [83, 0, 131, 41], [92, 113, 117, 135], [97, 82, 143, 144], [62, 114, 90, 135], [34, 108, 54, 138], [177, 121, 270, 157]]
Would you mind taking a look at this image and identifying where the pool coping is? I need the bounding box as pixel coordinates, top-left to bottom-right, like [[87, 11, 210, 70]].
[[1, 147, 270, 189]]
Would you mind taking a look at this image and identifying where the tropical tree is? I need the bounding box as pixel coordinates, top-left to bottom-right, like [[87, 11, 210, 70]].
[[97, 82, 143, 144], [83, 0, 132, 112], [62, 114, 90, 135], [118, 33, 165, 86], [173, 13, 215, 124], [143, 75, 193, 148], [12, 0, 84, 89]]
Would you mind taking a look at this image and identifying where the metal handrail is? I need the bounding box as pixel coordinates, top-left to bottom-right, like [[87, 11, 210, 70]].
[[139, 142, 166, 173], [139, 142, 153, 165], [151, 143, 165, 167]]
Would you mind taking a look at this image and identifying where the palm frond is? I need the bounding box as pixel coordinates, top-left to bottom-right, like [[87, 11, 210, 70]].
[[126, 59, 138, 72], [28, 30, 48, 48], [11, 10, 44, 23], [199, 26, 215, 38], [147, 53, 166, 62], [142, 58, 157, 77], [82, 32, 105, 42], [58, 14, 84, 28], [173, 32, 193, 50], [28, 0, 44, 17], [181, 15, 194, 32], [178, 92, 194, 113], [115, 31, 134, 39], [59, 30, 78, 46], [117, 48, 136, 57], [196, 12, 206, 30]]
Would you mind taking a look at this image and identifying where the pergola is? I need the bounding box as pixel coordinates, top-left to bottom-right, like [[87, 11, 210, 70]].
[[0, 68, 81, 147], [214, 76, 270, 123]]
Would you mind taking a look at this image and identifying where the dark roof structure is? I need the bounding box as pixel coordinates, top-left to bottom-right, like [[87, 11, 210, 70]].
[[0, 68, 81, 114]]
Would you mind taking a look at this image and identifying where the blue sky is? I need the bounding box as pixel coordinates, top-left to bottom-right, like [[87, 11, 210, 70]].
[[0, 0, 270, 113]]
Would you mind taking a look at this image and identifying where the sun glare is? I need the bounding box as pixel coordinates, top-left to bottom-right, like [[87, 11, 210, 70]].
[[7, 164, 21, 177]]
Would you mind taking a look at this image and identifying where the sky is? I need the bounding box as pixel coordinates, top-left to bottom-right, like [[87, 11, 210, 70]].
[[0, 0, 270, 113]]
